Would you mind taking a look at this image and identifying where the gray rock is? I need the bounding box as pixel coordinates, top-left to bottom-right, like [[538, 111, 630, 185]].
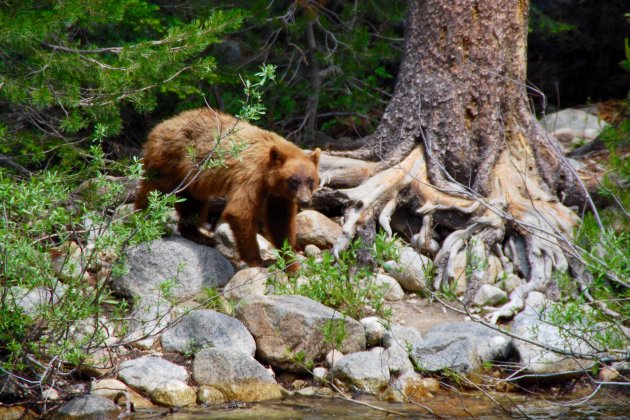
[[192, 348, 282, 402], [111, 235, 234, 299], [161, 309, 255, 356], [331, 347, 390, 394], [118, 356, 188, 393], [473, 284, 507, 307], [360, 317, 387, 347], [386, 371, 440, 402], [374, 274, 405, 301], [223, 267, 272, 301], [197, 386, 226, 404], [381, 325, 421, 375], [383, 247, 432, 292], [383, 325, 423, 350], [325, 349, 344, 367], [214, 223, 276, 262], [313, 367, 328, 384], [383, 346, 414, 376], [149, 380, 196, 407], [296, 210, 342, 248], [90, 379, 127, 401], [1, 374, 18, 401], [236, 295, 365, 372], [497, 272, 525, 294], [410, 322, 513, 373], [10, 284, 68, 316], [124, 295, 172, 349], [512, 295, 593, 375], [542, 108, 607, 151], [54, 395, 118, 419]]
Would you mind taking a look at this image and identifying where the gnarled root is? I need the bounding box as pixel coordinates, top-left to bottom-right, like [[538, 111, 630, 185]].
[[332, 146, 479, 259], [329, 144, 579, 323]]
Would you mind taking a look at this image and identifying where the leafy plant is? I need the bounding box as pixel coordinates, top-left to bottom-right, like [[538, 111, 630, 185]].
[[269, 237, 392, 320]]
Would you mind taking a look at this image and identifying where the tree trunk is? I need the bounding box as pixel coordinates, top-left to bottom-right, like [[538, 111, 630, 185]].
[[327, 0, 590, 323]]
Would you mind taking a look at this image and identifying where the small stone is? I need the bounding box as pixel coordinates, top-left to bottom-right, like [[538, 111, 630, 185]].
[[313, 367, 328, 384], [383, 247, 432, 292], [598, 366, 619, 382], [383, 346, 414, 376], [326, 349, 344, 367], [198, 386, 227, 405], [124, 295, 172, 350], [54, 395, 118, 419], [360, 317, 387, 347], [296, 210, 343, 248], [385, 372, 440, 402], [149, 380, 196, 407], [90, 379, 127, 401], [292, 379, 308, 389], [215, 223, 276, 262], [295, 386, 332, 397], [223, 267, 272, 301], [473, 284, 507, 307], [42, 388, 60, 401], [304, 244, 322, 258], [374, 274, 405, 301], [497, 272, 525, 293]]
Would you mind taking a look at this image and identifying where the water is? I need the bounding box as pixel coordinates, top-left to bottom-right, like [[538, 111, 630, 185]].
[[130, 391, 629, 419]]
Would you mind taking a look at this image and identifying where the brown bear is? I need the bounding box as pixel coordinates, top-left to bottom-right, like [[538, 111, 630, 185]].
[[135, 108, 321, 268]]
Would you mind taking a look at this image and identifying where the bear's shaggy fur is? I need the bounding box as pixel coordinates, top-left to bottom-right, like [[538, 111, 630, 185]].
[[135, 108, 320, 267]]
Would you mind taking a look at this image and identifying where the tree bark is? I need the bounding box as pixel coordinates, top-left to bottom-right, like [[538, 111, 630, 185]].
[[328, 0, 589, 323], [350, 0, 584, 205]]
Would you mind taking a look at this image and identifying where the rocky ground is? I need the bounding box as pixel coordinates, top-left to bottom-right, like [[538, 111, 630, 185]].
[[2, 107, 627, 419]]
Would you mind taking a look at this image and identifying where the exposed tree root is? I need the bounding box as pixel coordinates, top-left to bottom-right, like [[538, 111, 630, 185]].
[[326, 139, 580, 322]]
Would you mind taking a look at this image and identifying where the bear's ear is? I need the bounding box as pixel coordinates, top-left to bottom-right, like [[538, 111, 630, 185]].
[[310, 148, 321, 166], [269, 145, 286, 166]]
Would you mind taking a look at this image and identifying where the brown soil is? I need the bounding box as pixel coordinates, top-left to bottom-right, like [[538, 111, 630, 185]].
[[386, 296, 465, 334]]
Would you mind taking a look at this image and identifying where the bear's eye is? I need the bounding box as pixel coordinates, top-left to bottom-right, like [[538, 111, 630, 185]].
[[288, 177, 300, 191], [308, 178, 314, 190]]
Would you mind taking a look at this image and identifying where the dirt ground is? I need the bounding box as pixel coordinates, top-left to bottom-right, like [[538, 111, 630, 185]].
[[386, 296, 466, 334]]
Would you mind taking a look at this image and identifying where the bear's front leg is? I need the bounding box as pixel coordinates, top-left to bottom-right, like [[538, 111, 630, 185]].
[[265, 195, 300, 272], [223, 191, 263, 267], [264, 195, 298, 250]]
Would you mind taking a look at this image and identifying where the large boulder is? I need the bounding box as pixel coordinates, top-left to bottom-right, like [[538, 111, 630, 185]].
[[161, 309, 255, 356], [53, 395, 118, 419], [110, 235, 234, 300], [192, 348, 282, 402], [409, 322, 513, 374], [331, 347, 390, 394], [236, 295, 365, 372], [296, 210, 342, 248]]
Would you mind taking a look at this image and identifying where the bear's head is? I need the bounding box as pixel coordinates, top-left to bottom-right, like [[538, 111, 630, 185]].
[[268, 145, 321, 207]]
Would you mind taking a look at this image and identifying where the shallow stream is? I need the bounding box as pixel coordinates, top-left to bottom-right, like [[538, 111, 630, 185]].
[[130, 390, 629, 419]]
